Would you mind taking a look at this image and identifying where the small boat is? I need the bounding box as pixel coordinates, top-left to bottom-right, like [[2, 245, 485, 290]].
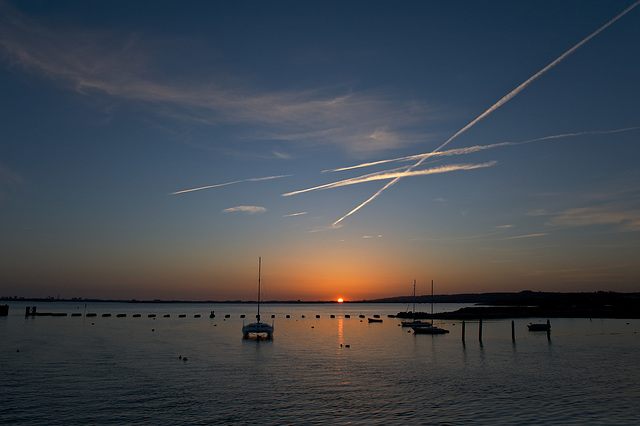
[[412, 325, 449, 334], [368, 318, 383, 323], [401, 280, 432, 328], [527, 321, 550, 331], [413, 280, 449, 335], [242, 257, 274, 339]]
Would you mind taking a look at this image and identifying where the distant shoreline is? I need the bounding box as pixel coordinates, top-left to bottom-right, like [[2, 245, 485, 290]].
[[3, 291, 639, 319]]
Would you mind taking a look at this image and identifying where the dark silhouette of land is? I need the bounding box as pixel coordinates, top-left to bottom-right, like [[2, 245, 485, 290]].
[[385, 290, 640, 319]]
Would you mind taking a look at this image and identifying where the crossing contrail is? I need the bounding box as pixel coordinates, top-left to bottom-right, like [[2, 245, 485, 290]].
[[331, 0, 640, 227]]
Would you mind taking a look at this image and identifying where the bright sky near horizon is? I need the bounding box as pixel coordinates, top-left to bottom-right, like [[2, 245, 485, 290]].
[[1, 1, 639, 301]]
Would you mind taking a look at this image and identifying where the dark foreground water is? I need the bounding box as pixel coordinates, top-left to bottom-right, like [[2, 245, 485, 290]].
[[1, 302, 639, 425]]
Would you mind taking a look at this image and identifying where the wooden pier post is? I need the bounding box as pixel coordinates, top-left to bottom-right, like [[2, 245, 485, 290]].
[[478, 318, 483, 342], [461, 321, 466, 342], [511, 320, 515, 342], [547, 319, 551, 341]]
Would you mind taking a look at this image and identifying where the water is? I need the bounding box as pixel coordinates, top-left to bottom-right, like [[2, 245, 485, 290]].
[[2, 301, 639, 424]]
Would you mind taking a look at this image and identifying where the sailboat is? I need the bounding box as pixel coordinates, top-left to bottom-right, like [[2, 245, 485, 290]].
[[401, 280, 432, 327], [412, 280, 449, 334], [242, 257, 274, 339]]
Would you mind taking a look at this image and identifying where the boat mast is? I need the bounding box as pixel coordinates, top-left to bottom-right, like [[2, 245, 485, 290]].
[[431, 279, 434, 321], [257, 257, 261, 322], [412, 280, 416, 320]]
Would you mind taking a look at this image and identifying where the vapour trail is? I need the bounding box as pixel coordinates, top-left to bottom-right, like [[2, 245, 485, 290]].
[[171, 174, 291, 195], [325, 127, 640, 173], [282, 162, 497, 197], [331, 1, 640, 227]]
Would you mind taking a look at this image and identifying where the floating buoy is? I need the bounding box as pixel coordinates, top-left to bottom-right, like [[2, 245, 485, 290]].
[[359, 315, 364, 318], [179, 314, 186, 318], [133, 314, 141, 317], [194, 314, 201, 318], [179, 355, 182, 359], [345, 315, 350, 318], [163, 314, 170, 318], [316, 315, 320, 318], [301, 315, 305, 318], [117, 314, 126, 318], [345, 345, 350, 348], [240, 314, 245, 318], [330, 315, 335, 318], [311, 326, 315, 328], [224, 314, 230, 318], [271, 314, 275, 318]]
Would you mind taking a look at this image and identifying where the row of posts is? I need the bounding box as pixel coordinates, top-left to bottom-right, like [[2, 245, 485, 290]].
[[461, 319, 551, 342]]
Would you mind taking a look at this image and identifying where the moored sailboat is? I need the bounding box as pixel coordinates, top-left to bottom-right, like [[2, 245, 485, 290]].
[[401, 279, 432, 328], [242, 257, 274, 339], [412, 280, 449, 334]]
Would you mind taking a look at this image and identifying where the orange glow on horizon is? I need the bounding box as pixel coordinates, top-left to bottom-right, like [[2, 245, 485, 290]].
[[337, 298, 344, 303]]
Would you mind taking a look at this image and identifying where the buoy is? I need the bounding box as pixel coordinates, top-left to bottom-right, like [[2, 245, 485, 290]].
[[133, 314, 141, 317], [117, 314, 126, 318], [179, 355, 182, 359], [301, 315, 305, 318], [345, 315, 350, 318], [148, 314, 156, 318], [224, 314, 230, 318], [163, 314, 170, 318], [179, 314, 186, 318], [316, 315, 320, 318], [286, 315, 290, 318], [330, 315, 335, 318], [345, 345, 350, 348], [271, 314, 275, 318]]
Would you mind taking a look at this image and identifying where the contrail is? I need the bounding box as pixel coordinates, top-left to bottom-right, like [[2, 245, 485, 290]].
[[282, 162, 497, 197], [171, 174, 291, 195], [332, 1, 640, 227], [325, 126, 640, 173]]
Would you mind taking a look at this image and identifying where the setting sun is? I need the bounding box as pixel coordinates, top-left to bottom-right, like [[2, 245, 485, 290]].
[[337, 298, 344, 303]]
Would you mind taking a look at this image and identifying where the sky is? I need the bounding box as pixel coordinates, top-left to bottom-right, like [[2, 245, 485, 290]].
[[1, 0, 639, 301]]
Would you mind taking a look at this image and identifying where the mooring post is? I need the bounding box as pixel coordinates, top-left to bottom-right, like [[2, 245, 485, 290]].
[[511, 320, 515, 342], [479, 318, 483, 342], [461, 320, 466, 342], [546, 319, 551, 341]]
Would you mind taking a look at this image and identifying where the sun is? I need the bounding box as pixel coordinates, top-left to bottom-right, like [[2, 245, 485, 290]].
[[337, 298, 344, 303]]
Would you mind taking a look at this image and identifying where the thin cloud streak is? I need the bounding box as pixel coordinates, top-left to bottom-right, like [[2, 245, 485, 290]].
[[171, 174, 291, 195], [283, 212, 308, 217], [222, 206, 267, 214], [331, 0, 640, 225], [282, 162, 497, 197]]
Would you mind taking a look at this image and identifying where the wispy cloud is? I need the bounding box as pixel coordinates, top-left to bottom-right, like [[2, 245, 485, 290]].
[[0, 2, 434, 154], [549, 205, 640, 231], [222, 206, 267, 214], [283, 212, 308, 217], [171, 174, 291, 195], [282, 162, 497, 197], [500, 233, 548, 240], [0, 163, 23, 199], [329, 0, 640, 225]]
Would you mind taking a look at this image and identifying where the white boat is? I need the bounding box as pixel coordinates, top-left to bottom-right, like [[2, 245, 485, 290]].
[[401, 279, 432, 328], [242, 257, 274, 339], [412, 280, 449, 334]]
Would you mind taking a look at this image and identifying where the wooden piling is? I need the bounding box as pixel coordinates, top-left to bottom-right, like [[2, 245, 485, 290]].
[[511, 320, 515, 342], [478, 318, 483, 341], [461, 321, 466, 341]]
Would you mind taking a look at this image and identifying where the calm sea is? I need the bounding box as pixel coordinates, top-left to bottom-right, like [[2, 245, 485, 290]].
[[1, 301, 639, 425]]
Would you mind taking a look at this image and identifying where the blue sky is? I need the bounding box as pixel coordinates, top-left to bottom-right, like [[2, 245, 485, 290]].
[[1, 0, 639, 300]]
